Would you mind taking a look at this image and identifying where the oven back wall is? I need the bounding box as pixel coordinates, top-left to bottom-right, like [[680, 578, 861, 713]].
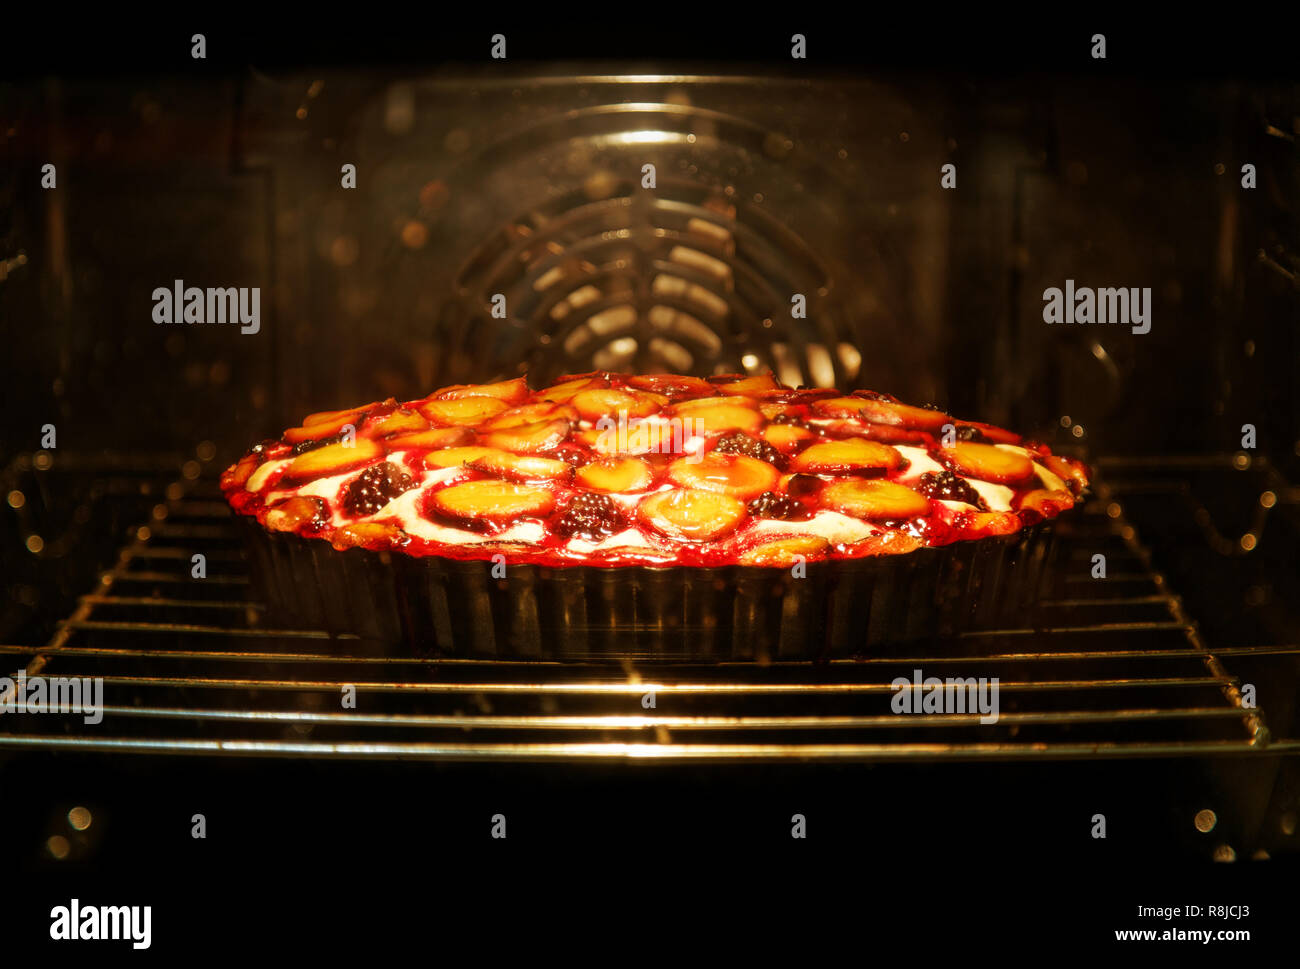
[[0, 78, 273, 460], [2, 72, 1295, 474]]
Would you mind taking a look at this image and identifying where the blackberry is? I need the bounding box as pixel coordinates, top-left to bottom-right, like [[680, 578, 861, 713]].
[[916, 470, 987, 509], [955, 425, 990, 444], [713, 433, 782, 467], [746, 491, 810, 521], [342, 461, 415, 516], [554, 493, 626, 540], [549, 445, 589, 466]]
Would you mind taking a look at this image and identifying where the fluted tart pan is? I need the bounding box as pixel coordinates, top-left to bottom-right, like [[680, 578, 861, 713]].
[[222, 371, 1087, 661]]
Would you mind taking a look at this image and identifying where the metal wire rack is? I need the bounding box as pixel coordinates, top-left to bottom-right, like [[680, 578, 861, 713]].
[[1, 460, 1297, 763]]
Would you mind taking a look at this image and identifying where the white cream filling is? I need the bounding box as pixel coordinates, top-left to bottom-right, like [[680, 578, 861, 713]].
[[1034, 462, 1066, 493], [376, 488, 455, 542], [753, 511, 879, 545], [995, 444, 1035, 459], [246, 458, 291, 493], [889, 445, 1027, 510], [567, 527, 663, 555], [968, 479, 1014, 511], [412, 464, 460, 487], [494, 521, 547, 543], [894, 446, 946, 480], [266, 470, 356, 526], [603, 486, 665, 509], [981, 445, 1068, 496]]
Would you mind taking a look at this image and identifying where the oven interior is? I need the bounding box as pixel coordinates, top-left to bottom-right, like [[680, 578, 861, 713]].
[[1, 63, 1298, 869]]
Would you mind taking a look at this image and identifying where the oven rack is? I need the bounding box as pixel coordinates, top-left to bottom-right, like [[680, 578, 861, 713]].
[[1, 459, 1296, 764]]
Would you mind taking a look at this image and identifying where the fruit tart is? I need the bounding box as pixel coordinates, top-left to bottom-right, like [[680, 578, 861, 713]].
[[222, 372, 1089, 660]]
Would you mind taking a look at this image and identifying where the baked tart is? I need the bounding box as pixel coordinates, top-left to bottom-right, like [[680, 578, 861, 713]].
[[222, 373, 1089, 660]]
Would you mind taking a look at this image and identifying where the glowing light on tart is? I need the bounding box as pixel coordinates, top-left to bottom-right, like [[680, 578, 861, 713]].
[[941, 442, 1036, 485], [428, 479, 555, 530], [223, 371, 1090, 565], [537, 376, 601, 402], [738, 535, 832, 566], [480, 417, 571, 454], [283, 409, 364, 443], [667, 452, 779, 501], [820, 479, 932, 521], [284, 439, 382, 482], [575, 457, 654, 493], [571, 388, 661, 422], [369, 410, 431, 437], [813, 396, 950, 431], [385, 426, 472, 450], [627, 374, 713, 397], [639, 488, 748, 542], [790, 438, 904, 474], [303, 405, 370, 428], [433, 376, 529, 405], [331, 521, 406, 551], [417, 397, 512, 426], [670, 399, 763, 435], [424, 445, 499, 469], [715, 373, 779, 395], [469, 449, 572, 482], [1019, 488, 1074, 516], [761, 423, 816, 451], [482, 402, 578, 430]]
